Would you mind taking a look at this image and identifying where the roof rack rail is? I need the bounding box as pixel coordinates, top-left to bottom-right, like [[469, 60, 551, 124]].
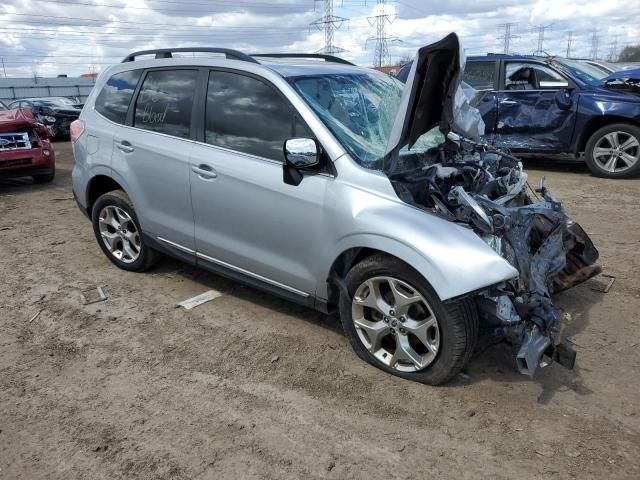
[[251, 53, 355, 66], [121, 48, 258, 63]]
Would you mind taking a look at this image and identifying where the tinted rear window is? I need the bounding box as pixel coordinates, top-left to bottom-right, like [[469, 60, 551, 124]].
[[463, 61, 496, 89], [95, 69, 142, 124], [133, 69, 198, 139]]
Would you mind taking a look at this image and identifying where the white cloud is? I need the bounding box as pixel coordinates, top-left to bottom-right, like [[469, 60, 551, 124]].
[[0, 0, 638, 77]]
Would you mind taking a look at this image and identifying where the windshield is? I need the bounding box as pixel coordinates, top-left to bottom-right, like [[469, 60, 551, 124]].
[[291, 71, 404, 167], [554, 58, 607, 86]]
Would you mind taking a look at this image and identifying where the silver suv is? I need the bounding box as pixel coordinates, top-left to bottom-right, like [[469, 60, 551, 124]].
[[71, 34, 600, 385]]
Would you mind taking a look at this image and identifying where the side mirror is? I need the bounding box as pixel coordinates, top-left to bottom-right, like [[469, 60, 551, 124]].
[[283, 138, 320, 186], [554, 89, 573, 110]]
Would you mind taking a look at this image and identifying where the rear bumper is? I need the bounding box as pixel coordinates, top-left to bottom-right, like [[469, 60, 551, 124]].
[[0, 142, 55, 178]]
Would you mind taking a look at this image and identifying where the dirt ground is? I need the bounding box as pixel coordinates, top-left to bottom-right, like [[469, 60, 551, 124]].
[[1, 141, 639, 480]]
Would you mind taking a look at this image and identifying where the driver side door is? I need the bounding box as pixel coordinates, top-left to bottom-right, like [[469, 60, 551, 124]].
[[493, 61, 578, 153], [189, 70, 332, 300]]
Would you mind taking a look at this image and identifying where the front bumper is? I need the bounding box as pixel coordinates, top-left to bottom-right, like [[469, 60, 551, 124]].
[[0, 142, 55, 178]]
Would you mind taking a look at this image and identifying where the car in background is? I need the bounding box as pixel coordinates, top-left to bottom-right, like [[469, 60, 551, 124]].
[[0, 104, 56, 183], [574, 59, 638, 74], [7, 97, 81, 139], [398, 55, 640, 177]]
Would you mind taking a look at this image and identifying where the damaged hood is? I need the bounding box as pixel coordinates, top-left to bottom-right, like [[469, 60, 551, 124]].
[[0, 108, 39, 133], [601, 69, 640, 96], [385, 33, 485, 163]]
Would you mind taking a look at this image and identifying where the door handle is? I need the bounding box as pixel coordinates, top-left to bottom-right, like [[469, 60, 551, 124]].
[[191, 164, 217, 180], [116, 141, 134, 153], [499, 99, 518, 105]]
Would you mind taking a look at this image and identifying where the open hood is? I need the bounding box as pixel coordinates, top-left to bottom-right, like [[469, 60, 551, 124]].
[[602, 68, 640, 96], [384, 33, 485, 168]]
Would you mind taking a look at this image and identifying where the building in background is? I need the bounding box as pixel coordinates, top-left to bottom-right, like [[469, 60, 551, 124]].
[[0, 76, 96, 103]]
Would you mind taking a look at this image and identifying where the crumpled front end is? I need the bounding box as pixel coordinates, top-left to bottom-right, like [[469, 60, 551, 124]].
[[389, 135, 600, 376]]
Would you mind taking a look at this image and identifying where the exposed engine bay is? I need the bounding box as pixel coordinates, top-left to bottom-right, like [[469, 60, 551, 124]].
[[388, 131, 601, 376]]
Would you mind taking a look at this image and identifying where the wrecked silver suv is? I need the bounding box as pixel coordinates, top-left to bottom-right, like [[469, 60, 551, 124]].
[[72, 34, 599, 385]]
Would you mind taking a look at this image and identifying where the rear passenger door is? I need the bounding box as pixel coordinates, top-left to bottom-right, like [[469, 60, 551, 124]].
[[462, 60, 499, 139], [111, 68, 199, 255], [189, 69, 330, 299]]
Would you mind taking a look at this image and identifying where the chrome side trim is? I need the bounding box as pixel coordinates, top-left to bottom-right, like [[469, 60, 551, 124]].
[[157, 236, 195, 254], [196, 252, 310, 297]]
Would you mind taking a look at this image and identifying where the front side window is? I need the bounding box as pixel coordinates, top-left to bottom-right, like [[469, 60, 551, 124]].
[[205, 71, 310, 161], [95, 69, 142, 124], [505, 62, 568, 90], [463, 61, 497, 89], [134, 69, 198, 139]]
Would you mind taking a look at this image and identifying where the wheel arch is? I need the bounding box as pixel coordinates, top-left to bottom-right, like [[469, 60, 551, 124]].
[[86, 175, 126, 216], [577, 115, 640, 153]]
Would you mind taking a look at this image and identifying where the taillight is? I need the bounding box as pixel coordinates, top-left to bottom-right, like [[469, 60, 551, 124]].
[[70, 119, 85, 144]]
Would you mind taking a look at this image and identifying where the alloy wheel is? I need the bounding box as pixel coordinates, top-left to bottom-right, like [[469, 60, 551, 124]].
[[351, 276, 440, 372], [98, 205, 141, 264], [592, 130, 640, 173]]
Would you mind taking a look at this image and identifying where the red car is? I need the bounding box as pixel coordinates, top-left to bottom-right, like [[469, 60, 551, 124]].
[[0, 101, 56, 183]]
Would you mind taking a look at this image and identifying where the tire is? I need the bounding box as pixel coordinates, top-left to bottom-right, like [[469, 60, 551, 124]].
[[585, 123, 640, 178], [91, 189, 160, 272], [32, 169, 55, 184], [338, 253, 478, 385]]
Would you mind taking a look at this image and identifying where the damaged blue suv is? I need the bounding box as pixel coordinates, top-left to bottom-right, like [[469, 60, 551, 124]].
[[399, 54, 640, 178]]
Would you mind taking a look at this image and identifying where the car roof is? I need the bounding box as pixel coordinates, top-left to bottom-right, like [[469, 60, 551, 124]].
[[467, 54, 551, 62], [257, 60, 376, 78]]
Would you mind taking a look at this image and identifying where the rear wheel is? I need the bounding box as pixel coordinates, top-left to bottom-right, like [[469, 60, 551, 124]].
[[585, 123, 640, 178], [91, 190, 160, 272], [338, 254, 478, 385]]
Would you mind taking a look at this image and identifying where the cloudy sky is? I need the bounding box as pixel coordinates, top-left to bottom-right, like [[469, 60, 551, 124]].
[[1, 0, 639, 77]]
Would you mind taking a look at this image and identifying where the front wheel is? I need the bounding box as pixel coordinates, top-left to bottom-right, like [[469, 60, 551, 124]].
[[585, 123, 640, 178], [32, 168, 55, 184], [338, 254, 478, 385]]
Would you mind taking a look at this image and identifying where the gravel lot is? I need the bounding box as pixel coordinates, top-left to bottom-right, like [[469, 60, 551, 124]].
[[1, 141, 639, 479]]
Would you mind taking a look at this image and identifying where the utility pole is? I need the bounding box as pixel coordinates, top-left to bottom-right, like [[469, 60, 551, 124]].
[[366, 0, 397, 68], [608, 35, 618, 61], [497, 22, 518, 54], [590, 29, 599, 60], [1, 58, 6, 78], [533, 24, 552, 55], [310, 0, 347, 54], [566, 31, 573, 58]]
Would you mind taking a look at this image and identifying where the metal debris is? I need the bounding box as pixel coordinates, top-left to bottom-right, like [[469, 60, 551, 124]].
[[176, 289, 222, 310], [28, 310, 42, 323], [80, 287, 108, 305]]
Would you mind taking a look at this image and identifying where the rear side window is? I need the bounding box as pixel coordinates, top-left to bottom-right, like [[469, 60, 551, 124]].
[[95, 69, 142, 124], [205, 71, 311, 161], [133, 69, 198, 139], [463, 61, 496, 89]]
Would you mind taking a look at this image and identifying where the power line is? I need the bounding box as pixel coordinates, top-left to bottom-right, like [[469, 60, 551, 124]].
[[366, 0, 397, 67], [532, 23, 552, 55], [310, 0, 348, 54], [590, 29, 599, 60], [497, 22, 518, 54]]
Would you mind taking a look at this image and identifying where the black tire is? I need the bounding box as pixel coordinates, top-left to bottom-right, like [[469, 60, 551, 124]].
[[585, 123, 640, 179], [32, 168, 55, 184], [91, 189, 160, 272], [338, 253, 478, 385]]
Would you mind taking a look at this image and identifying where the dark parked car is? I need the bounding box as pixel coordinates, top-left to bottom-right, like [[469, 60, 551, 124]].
[[7, 97, 81, 139], [398, 54, 640, 178]]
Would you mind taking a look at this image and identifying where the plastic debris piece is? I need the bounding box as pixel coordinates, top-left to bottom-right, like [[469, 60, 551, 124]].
[[176, 290, 222, 310], [589, 274, 615, 293], [28, 310, 42, 323], [80, 287, 108, 305]]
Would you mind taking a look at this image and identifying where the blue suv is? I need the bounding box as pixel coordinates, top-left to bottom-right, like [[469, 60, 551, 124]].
[[398, 54, 640, 178]]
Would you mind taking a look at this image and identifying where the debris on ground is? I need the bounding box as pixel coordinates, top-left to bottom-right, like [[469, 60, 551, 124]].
[[589, 274, 616, 293], [0, 226, 14, 231], [80, 287, 108, 305], [28, 310, 42, 323], [270, 355, 280, 363], [176, 290, 223, 310]]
